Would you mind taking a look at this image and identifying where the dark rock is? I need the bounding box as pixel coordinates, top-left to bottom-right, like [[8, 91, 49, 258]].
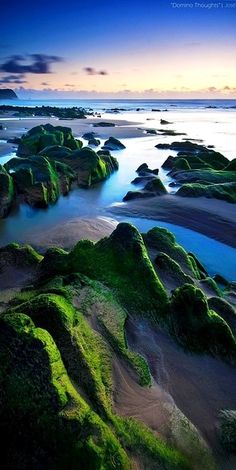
[[160, 119, 172, 125], [102, 137, 126, 150], [88, 138, 100, 147], [0, 89, 18, 100], [93, 122, 115, 127], [0, 165, 15, 218]]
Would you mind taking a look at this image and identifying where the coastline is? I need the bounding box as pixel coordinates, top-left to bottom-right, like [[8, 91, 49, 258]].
[[110, 194, 236, 248]]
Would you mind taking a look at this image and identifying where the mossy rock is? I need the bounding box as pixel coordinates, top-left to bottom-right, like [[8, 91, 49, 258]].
[[0, 164, 15, 218], [154, 253, 194, 290], [218, 410, 236, 453], [169, 284, 236, 360], [38, 144, 73, 159], [9, 293, 112, 414], [144, 177, 167, 195], [17, 124, 82, 156], [143, 227, 202, 278], [177, 182, 236, 203], [6, 156, 61, 207], [0, 312, 130, 469], [0, 242, 42, 272], [208, 297, 236, 330], [172, 169, 236, 185], [224, 159, 236, 172], [102, 137, 126, 150], [40, 223, 168, 319], [172, 158, 191, 171]]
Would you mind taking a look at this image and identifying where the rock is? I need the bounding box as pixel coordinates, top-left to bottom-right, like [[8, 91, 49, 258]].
[[131, 176, 156, 185], [88, 138, 100, 147], [0, 104, 87, 118], [61, 147, 118, 187], [172, 158, 191, 171], [93, 122, 115, 127], [160, 119, 172, 125], [0, 165, 15, 218], [39, 145, 73, 159], [143, 227, 202, 278], [155, 143, 171, 149], [162, 156, 175, 170], [144, 178, 167, 195], [136, 163, 149, 173], [17, 124, 82, 157], [224, 159, 236, 171], [123, 190, 155, 201], [82, 132, 97, 140], [7, 137, 21, 144], [218, 410, 236, 453], [176, 182, 236, 203], [154, 253, 194, 289], [208, 297, 236, 330], [102, 136, 126, 150], [0, 89, 18, 100], [169, 283, 236, 360], [0, 243, 42, 271], [145, 129, 158, 135], [5, 156, 63, 208]]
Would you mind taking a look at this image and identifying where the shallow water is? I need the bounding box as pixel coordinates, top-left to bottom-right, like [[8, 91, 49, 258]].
[[0, 105, 236, 281]]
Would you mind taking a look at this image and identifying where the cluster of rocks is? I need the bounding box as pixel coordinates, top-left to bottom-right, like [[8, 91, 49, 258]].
[[0, 124, 119, 217], [157, 141, 236, 203], [0, 105, 89, 119], [123, 163, 167, 201]]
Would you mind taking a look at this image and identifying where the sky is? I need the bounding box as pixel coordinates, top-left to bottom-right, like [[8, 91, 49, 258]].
[[0, 0, 236, 98]]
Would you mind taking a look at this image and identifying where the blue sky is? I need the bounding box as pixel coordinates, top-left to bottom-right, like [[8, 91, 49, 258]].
[[0, 0, 235, 97]]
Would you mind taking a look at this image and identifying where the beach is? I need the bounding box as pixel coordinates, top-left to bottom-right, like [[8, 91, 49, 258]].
[[0, 99, 236, 469]]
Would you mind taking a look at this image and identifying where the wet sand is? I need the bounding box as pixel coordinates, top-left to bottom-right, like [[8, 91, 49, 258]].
[[125, 317, 236, 470], [110, 194, 236, 248], [29, 216, 118, 251], [0, 115, 145, 143]]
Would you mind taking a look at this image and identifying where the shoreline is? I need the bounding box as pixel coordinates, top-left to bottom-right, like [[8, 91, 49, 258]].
[[110, 194, 236, 249]]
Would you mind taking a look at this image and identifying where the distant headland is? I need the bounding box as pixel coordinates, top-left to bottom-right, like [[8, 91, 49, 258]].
[[0, 89, 18, 100]]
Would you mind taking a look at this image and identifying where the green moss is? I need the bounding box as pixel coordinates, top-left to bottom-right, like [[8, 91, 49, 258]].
[[0, 242, 42, 271], [144, 227, 202, 278], [0, 312, 131, 469], [76, 279, 151, 386], [172, 158, 191, 171], [67, 223, 168, 319], [224, 159, 236, 171], [0, 164, 15, 218], [177, 182, 236, 203], [113, 416, 190, 470], [219, 410, 236, 453], [154, 253, 194, 288], [169, 284, 236, 361]]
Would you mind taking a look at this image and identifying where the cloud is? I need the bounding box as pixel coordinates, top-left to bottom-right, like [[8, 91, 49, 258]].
[[0, 54, 63, 74], [84, 67, 108, 76], [0, 74, 27, 84]]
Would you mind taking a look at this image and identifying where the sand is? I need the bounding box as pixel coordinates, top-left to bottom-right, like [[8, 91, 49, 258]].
[[110, 194, 236, 248], [0, 115, 145, 142], [126, 317, 236, 470]]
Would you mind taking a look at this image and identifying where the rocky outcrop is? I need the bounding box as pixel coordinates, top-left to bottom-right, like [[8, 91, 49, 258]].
[[0, 165, 15, 217], [102, 136, 126, 150], [0, 89, 18, 100]]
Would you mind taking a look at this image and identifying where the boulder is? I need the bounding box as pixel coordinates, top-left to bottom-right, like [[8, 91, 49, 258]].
[[93, 122, 115, 127], [102, 136, 126, 150], [0, 165, 15, 218], [88, 138, 100, 146], [169, 283, 236, 360]]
